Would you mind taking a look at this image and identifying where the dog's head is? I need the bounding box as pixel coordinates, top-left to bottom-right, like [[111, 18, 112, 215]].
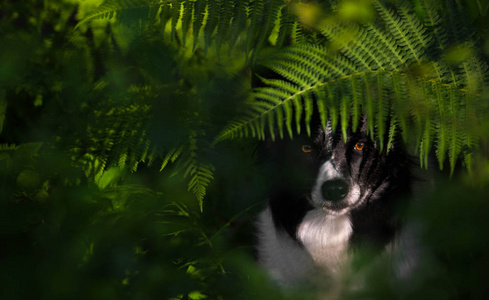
[[308, 120, 411, 215], [263, 117, 412, 242]]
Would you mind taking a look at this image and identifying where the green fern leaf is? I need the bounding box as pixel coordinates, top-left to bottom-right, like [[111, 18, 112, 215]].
[[293, 94, 303, 135], [246, 0, 265, 57], [282, 94, 294, 138], [340, 93, 351, 143], [363, 73, 376, 137], [291, 18, 306, 44], [448, 88, 463, 176], [215, 0, 233, 58], [398, 6, 430, 49], [376, 72, 390, 151], [391, 73, 408, 142], [419, 119, 434, 169], [204, 0, 220, 55], [287, 45, 357, 77], [227, 0, 249, 54], [193, 0, 207, 50], [421, 0, 447, 53], [276, 5, 295, 48], [317, 84, 331, 131], [349, 75, 363, 132], [161, 146, 183, 171], [372, 0, 424, 64], [251, 0, 282, 62], [365, 23, 406, 70], [180, 0, 193, 46], [171, 0, 183, 41], [386, 115, 397, 154], [303, 90, 314, 137], [434, 83, 449, 169], [159, 2, 172, 31], [184, 158, 215, 211], [77, 0, 159, 29], [346, 26, 387, 71]]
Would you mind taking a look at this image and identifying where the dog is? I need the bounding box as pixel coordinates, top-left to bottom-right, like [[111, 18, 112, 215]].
[[256, 116, 413, 287]]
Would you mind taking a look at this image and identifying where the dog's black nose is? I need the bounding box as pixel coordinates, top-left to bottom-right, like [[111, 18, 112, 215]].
[[321, 179, 349, 202]]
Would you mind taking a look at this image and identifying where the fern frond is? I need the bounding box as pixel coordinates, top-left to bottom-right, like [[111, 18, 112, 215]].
[[316, 84, 330, 131], [180, 0, 193, 46], [171, 0, 183, 41], [340, 90, 351, 143], [398, 5, 430, 49], [251, 0, 282, 62], [349, 75, 363, 132], [291, 18, 306, 44], [203, 0, 220, 55], [185, 161, 215, 211], [363, 72, 376, 137], [372, 0, 425, 64], [376, 72, 391, 151], [159, 2, 172, 31], [192, 0, 207, 50], [303, 89, 315, 136], [386, 115, 397, 154], [365, 23, 406, 70], [276, 5, 295, 48], [279, 45, 353, 78], [161, 146, 183, 171], [215, 0, 233, 57], [76, 0, 160, 29], [447, 87, 463, 175], [227, 0, 249, 54], [433, 84, 449, 169], [421, 0, 447, 54], [176, 134, 212, 210], [246, 0, 265, 57], [346, 26, 386, 71], [419, 118, 435, 169]]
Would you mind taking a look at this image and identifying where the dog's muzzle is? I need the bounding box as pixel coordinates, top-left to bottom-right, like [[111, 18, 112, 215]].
[[311, 160, 360, 214]]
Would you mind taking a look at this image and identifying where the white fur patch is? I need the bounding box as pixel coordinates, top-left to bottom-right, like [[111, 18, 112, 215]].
[[257, 207, 353, 285], [297, 210, 352, 272]]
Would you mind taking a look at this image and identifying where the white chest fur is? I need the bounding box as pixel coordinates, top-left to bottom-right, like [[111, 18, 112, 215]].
[[297, 210, 352, 272], [257, 208, 352, 284]]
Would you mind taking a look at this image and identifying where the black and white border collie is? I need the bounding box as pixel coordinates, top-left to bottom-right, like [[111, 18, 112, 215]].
[[256, 117, 412, 286]]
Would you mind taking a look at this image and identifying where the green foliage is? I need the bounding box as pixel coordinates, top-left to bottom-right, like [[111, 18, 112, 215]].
[[78, 0, 298, 60], [216, 0, 489, 175], [2, 0, 489, 299]]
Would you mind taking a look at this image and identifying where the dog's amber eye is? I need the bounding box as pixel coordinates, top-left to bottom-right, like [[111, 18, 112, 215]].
[[302, 145, 313, 153], [354, 142, 366, 151]]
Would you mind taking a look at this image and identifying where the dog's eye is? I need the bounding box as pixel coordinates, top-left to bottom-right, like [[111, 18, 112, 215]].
[[302, 145, 313, 153], [354, 142, 366, 151]]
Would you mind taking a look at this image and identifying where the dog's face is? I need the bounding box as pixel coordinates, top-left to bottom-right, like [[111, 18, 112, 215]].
[[308, 121, 404, 215], [264, 118, 412, 245]]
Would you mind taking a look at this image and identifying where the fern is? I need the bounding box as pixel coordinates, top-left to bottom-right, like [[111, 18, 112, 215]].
[[76, 0, 161, 29], [79, 0, 300, 60], [216, 0, 489, 174], [182, 132, 215, 211], [192, 0, 207, 50], [372, 0, 427, 64], [78, 0, 489, 179]]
